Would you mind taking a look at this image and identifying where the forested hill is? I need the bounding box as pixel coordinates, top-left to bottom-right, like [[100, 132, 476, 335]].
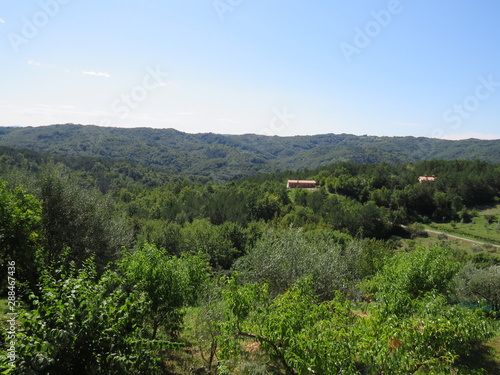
[[1, 124, 499, 181]]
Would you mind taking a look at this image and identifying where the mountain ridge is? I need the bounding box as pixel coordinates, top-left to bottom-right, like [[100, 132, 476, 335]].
[[0, 124, 499, 181]]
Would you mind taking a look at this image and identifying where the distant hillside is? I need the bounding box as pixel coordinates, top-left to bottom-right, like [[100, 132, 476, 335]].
[[0, 144, 198, 193], [0, 124, 499, 181]]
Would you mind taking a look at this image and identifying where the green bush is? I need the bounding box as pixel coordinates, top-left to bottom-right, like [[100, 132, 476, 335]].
[[39, 164, 132, 273], [363, 245, 460, 316], [220, 278, 493, 375], [5, 260, 165, 375], [234, 229, 366, 300], [218, 276, 494, 374], [219, 277, 358, 374], [0, 179, 43, 293], [119, 244, 210, 339], [455, 263, 500, 311]]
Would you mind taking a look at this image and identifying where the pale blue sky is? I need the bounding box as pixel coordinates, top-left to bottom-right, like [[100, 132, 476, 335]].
[[1, 1, 499, 139]]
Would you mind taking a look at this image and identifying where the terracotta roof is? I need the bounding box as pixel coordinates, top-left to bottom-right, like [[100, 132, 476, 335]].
[[418, 176, 436, 181], [287, 180, 316, 184]]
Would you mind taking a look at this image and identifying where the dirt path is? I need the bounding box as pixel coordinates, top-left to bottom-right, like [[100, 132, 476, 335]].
[[423, 228, 500, 249]]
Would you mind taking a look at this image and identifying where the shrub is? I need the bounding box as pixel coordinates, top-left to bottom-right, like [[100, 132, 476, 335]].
[[6, 260, 165, 374], [455, 263, 500, 311], [233, 229, 366, 300], [119, 244, 210, 339], [363, 245, 460, 316], [407, 223, 428, 238]]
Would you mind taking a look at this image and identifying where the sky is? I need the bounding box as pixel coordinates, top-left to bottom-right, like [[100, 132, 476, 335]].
[[1, 1, 499, 139]]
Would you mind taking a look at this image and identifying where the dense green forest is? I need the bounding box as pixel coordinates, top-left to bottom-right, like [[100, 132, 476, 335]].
[[1, 136, 500, 373], [1, 124, 500, 181]]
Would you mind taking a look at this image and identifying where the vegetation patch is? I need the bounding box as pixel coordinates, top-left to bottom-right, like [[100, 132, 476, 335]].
[[1, 152, 500, 373]]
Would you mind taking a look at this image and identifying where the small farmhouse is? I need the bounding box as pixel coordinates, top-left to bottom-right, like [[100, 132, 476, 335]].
[[418, 176, 436, 183], [287, 180, 317, 189]]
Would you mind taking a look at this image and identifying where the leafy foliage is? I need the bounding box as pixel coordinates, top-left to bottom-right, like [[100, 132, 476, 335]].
[[0, 179, 42, 292], [219, 277, 357, 375], [363, 245, 461, 316], [1, 136, 499, 374], [455, 263, 500, 311], [119, 244, 210, 338], [180, 219, 241, 270], [357, 294, 494, 374], [39, 164, 132, 272], [218, 276, 494, 374], [234, 229, 374, 300], [9, 260, 166, 375]]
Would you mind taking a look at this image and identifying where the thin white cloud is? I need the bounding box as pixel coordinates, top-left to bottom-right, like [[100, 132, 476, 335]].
[[177, 111, 193, 116], [82, 71, 110, 78], [28, 60, 55, 68], [28, 60, 49, 68], [0, 18, 5, 24]]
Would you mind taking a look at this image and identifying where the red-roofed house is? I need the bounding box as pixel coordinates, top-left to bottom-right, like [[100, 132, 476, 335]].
[[418, 176, 436, 183], [287, 180, 317, 189]]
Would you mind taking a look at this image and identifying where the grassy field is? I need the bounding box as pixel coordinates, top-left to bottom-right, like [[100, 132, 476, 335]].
[[479, 204, 500, 216], [400, 233, 481, 255], [423, 204, 500, 248], [400, 205, 500, 260]]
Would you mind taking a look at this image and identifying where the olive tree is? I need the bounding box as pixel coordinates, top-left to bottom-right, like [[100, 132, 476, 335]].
[[233, 229, 365, 300], [455, 263, 500, 311], [39, 164, 132, 272]]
